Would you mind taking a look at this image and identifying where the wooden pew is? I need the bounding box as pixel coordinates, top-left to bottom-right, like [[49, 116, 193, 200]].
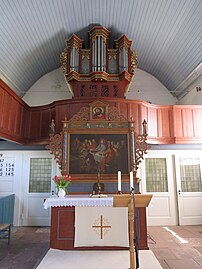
[[0, 194, 15, 244]]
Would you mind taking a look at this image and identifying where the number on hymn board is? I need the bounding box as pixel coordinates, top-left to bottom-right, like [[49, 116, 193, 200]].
[[0, 153, 15, 177]]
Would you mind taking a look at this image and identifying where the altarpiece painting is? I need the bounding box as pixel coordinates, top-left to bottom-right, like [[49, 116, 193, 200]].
[[69, 133, 128, 174]]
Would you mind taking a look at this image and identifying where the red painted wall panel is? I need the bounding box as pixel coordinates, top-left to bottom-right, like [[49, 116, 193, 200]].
[[0, 80, 26, 143], [22, 108, 31, 140], [147, 107, 158, 137], [129, 102, 140, 133], [1, 79, 202, 145], [8, 98, 17, 133], [2, 91, 12, 132], [0, 90, 4, 128], [182, 109, 194, 137], [29, 110, 41, 139], [193, 108, 202, 137], [41, 109, 52, 138], [159, 108, 172, 137], [173, 106, 202, 143], [15, 104, 23, 136], [173, 107, 183, 138]]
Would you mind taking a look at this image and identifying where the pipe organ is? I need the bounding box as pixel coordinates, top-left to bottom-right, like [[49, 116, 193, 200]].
[[60, 26, 138, 98], [91, 36, 106, 72]]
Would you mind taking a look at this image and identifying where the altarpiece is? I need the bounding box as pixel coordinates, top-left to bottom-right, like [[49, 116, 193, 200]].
[[45, 25, 152, 269]]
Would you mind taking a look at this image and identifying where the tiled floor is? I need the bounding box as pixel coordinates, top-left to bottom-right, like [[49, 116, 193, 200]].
[[148, 226, 202, 269], [0, 227, 50, 269], [0, 225, 201, 269]]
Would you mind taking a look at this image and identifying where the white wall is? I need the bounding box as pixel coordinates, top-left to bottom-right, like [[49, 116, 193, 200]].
[[0, 150, 55, 226], [126, 69, 177, 105], [1, 147, 202, 226], [22, 68, 72, 106], [178, 81, 202, 105], [23, 68, 177, 106], [0, 151, 24, 226]]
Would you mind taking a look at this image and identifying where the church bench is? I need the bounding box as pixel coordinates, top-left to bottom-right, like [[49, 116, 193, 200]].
[[0, 194, 15, 244]]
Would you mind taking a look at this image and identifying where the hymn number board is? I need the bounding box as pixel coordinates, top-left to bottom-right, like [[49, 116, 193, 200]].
[[0, 153, 15, 177]]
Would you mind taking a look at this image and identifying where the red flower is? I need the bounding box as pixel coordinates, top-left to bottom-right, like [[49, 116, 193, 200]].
[[52, 174, 71, 190]]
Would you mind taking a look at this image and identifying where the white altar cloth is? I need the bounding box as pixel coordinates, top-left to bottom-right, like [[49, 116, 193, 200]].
[[43, 195, 113, 209], [74, 207, 129, 247]]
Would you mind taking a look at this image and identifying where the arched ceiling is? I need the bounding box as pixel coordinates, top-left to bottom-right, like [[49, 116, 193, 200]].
[[0, 0, 201, 99]]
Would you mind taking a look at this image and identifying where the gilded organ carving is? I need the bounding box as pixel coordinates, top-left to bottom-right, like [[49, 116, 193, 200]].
[[60, 26, 137, 99]]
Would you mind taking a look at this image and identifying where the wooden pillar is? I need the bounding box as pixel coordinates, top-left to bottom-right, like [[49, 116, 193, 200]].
[[129, 195, 135, 269]]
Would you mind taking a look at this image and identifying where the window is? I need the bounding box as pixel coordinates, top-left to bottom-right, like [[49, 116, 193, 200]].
[[145, 158, 168, 192], [29, 158, 52, 193], [179, 157, 202, 192]]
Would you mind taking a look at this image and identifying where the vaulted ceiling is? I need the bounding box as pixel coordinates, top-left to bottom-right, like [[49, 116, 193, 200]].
[[0, 0, 201, 99]]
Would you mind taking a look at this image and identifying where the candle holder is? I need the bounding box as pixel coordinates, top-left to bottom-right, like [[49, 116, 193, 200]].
[[118, 191, 122, 195], [130, 187, 135, 195], [92, 170, 104, 195]]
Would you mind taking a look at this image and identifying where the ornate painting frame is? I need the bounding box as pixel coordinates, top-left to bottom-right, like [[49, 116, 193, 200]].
[[90, 100, 109, 121], [48, 100, 135, 181], [69, 132, 129, 175]]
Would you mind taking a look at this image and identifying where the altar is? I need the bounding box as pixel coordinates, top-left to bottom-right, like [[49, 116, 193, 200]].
[[44, 194, 152, 251]]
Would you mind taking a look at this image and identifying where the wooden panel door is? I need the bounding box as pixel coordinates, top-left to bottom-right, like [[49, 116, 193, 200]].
[[22, 151, 57, 226], [141, 152, 178, 226], [175, 153, 202, 225]]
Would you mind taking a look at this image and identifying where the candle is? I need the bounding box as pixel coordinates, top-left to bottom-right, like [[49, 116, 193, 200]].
[[130, 171, 134, 190], [118, 171, 121, 191]]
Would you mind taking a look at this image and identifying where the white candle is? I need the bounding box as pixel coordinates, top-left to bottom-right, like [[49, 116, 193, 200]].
[[130, 171, 134, 190], [118, 171, 121, 191]]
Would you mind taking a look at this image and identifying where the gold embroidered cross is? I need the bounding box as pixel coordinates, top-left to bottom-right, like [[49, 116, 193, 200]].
[[92, 215, 111, 239]]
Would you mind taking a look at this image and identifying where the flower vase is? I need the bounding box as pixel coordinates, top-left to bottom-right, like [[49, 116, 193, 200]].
[[58, 188, 66, 198]]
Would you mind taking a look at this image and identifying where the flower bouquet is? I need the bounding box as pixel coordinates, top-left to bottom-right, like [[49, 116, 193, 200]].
[[52, 175, 71, 197]]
